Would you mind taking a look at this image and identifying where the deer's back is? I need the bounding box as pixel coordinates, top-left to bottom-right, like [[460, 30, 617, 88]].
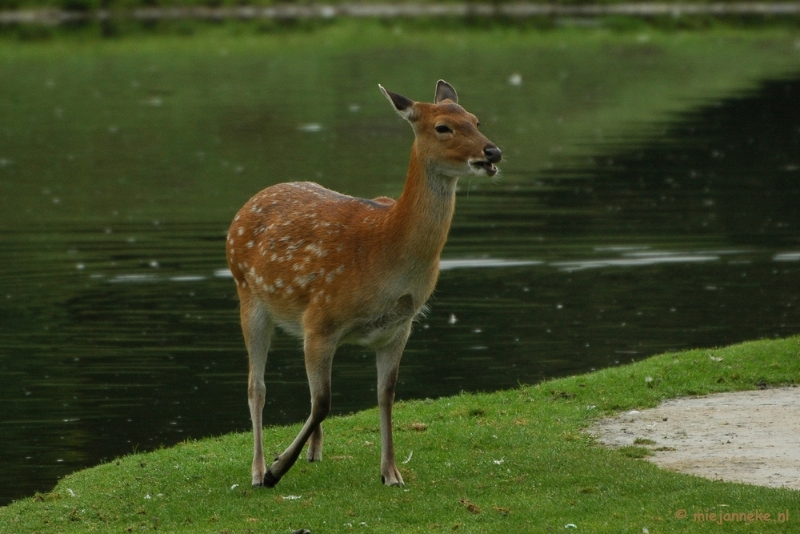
[[227, 182, 426, 342]]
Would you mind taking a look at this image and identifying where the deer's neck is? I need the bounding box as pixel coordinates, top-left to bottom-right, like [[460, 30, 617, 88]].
[[390, 143, 458, 265]]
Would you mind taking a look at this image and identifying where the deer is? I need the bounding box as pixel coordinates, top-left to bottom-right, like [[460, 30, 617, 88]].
[[226, 80, 501, 488]]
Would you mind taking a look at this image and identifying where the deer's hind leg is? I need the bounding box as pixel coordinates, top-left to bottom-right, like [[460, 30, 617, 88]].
[[240, 294, 275, 487], [307, 423, 323, 462], [264, 332, 335, 487]]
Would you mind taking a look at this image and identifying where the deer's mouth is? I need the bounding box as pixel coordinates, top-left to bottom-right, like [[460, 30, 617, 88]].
[[471, 160, 498, 176]]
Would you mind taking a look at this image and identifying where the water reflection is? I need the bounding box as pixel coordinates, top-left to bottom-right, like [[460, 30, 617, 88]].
[[551, 250, 721, 272], [2, 63, 800, 506], [565, 75, 800, 243]]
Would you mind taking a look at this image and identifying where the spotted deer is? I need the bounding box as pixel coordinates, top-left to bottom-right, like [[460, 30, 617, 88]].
[[227, 80, 501, 487]]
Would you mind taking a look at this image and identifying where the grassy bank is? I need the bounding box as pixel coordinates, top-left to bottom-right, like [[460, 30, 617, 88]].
[[3, 1, 800, 38], [2, 336, 798, 532], [4, 0, 799, 11]]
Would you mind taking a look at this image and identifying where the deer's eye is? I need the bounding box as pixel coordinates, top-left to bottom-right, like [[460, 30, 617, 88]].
[[435, 124, 453, 134]]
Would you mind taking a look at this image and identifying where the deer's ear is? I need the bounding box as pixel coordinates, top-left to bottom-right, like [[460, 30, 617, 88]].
[[379, 84, 417, 121], [434, 80, 458, 104]]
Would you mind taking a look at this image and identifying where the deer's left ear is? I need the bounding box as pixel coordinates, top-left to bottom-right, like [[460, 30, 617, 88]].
[[379, 84, 417, 122], [434, 80, 458, 104]]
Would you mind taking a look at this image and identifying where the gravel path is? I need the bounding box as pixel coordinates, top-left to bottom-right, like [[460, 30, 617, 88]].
[[589, 387, 800, 490]]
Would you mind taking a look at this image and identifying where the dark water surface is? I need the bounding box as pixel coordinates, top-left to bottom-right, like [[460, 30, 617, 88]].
[[1, 31, 800, 505]]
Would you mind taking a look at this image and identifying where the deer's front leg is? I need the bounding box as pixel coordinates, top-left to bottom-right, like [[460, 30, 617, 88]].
[[375, 324, 412, 486]]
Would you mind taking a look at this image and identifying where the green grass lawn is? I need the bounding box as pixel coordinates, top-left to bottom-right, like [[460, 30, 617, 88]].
[[4, 0, 800, 29], [5, 0, 799, 10], [2, 336, 798, 532]]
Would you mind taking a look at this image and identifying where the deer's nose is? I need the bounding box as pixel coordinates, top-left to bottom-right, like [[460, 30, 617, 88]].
[[484, 145, 502, 163]]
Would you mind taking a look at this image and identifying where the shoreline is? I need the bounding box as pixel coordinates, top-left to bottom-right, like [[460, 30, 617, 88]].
[[3, 2, 800, 25], [3, 335, 798, 531]]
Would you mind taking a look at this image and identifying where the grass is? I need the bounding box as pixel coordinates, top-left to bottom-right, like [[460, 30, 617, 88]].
[[2, 335, 798, 532], [4, 0, 799, 11], [4, 0, 800, 38]]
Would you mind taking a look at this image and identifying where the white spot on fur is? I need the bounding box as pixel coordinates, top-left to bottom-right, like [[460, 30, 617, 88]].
[[305, 243, 328, 258], [246, 241, 254, 249], [294, 272, 318, 288], [286, 240, 305, 254], [238, 227, 244, 236]]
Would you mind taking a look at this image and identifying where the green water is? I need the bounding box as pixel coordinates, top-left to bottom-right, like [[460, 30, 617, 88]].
[[1, 24, 800, 505]]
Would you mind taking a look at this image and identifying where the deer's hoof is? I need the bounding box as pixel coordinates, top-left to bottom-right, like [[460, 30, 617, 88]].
[[263, 469, 280, 488], [380, 472, 405, 487]]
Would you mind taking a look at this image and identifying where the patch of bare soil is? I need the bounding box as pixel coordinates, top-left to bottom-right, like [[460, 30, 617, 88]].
[[589, 387, 800, 490]]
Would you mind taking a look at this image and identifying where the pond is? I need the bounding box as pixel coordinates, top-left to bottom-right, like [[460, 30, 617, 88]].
[[1, 24, 799, 505]]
